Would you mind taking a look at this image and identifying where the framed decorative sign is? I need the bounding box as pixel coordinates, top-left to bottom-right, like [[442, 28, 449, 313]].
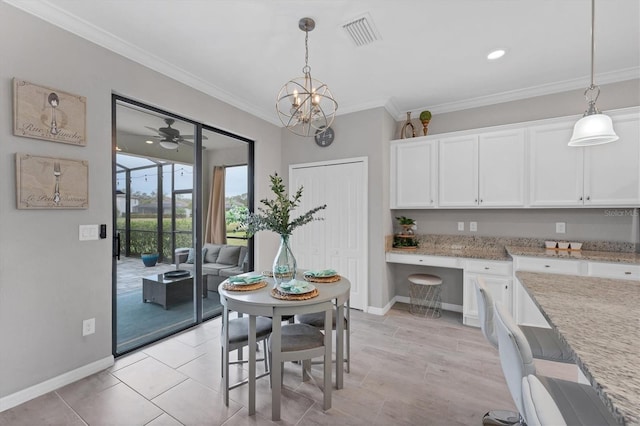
[[13, 78, 87, 146], [16, 153, 89, 209]]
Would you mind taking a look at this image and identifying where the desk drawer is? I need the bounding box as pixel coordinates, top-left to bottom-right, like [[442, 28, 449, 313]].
[[514, 257, 581, 275], [465, 259, 512, 276], [588, 262, 640, 280], [386, 252, 461, 268]]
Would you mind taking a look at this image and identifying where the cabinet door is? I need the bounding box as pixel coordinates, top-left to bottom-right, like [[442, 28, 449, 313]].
[[584, 112, 640, 206], [390, 140, 438, 208], [463, 273, 512, 327], [439, 135, 478, 207], [513, 277, 550, 328], [479, 129, 526, 207], [529, 121, 584, 206]]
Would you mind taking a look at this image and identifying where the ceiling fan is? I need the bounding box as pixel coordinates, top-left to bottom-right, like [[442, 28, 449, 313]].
[[145, 118, 206, 149]]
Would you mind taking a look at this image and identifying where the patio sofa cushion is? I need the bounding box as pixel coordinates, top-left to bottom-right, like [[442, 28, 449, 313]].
[[186, 247, 207, 264], [175, 244, 249, 290]]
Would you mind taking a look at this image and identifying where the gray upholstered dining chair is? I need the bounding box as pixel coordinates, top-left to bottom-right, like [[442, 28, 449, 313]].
[[268, 300, 333, 421], [493, 301, 618, 426], [221, 310, 272, 407], [295, 297, 350, 373]]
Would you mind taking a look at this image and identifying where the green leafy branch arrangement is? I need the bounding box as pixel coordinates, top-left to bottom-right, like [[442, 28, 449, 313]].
[[242, 173, 326, 237]]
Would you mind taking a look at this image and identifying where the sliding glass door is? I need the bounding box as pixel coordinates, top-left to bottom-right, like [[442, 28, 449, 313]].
[[112, 96, 253, 355]]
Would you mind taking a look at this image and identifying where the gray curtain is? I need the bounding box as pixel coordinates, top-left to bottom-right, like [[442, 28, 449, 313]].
[[205, 166, 226, 244]]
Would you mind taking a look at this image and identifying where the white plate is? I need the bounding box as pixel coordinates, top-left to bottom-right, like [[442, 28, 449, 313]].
[[278, 282, 316, 295], [304, 269, 337, 278]]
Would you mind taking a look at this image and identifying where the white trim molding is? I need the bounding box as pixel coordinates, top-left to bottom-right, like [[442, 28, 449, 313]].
[[0, 355, 114, 412]]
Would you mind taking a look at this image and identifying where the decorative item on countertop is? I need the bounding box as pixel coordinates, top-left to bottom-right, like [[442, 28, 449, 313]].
[[393, 216, 419, 250], [400, 112, 416, 139], [241, 173, 326, 287], [419, 110, 432, 136]]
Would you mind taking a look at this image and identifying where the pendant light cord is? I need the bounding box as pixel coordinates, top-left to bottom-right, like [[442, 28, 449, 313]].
[[589, 0, 595, 89]]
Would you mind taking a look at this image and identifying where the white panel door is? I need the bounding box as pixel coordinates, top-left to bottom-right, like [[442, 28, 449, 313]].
[[290, 166, 326, 271], [290, 159, 368, 311]]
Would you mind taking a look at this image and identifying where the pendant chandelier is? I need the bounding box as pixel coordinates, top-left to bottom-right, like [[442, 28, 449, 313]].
[[568, 0, 618, 147], [276, 17, 338, 137]]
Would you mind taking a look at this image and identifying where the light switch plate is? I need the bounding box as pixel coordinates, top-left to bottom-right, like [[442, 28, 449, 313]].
[[457, 222, 464, 231], [470, 221, 478, 232], [556, 222, 566, 234], [79, 224, 99, 241]]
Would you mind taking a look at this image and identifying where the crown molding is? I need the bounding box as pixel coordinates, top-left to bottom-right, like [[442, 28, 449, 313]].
[[4, 0, 281, 126], [402, 67, 640, 120]]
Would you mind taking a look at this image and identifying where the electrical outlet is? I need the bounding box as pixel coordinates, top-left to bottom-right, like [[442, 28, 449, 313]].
[[457, 222, 464, 231], [556, 222, 566, 234], [83, 318, 95, 336], [470, 221, 478, 232]]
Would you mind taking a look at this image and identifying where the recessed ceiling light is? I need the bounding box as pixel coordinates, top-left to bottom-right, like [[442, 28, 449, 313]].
[[487, 49, 506, 60], [145, 140, 154, 144]]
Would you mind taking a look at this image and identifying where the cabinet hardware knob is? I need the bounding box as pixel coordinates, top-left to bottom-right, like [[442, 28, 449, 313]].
[[586, 196, 590, 201], [475, 199, 478, 203], [579, 197, 583, 201], [544, 265, 550, 268], [484, 267, 490, 270], [430, 199, 433, 204], [505, 285, 508, 290], [480, 199, 483, 203], [625, 271, 631, 275]]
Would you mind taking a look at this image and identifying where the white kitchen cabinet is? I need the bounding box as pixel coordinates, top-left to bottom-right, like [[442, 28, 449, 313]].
[[390, 139, 438, 208], [479, 129, 527, 207], [439, 130, 526, 207], [438, 135, 478, 207], [528, 120, 583, 206], [583, 111, 640, 206], [511, 256, 582, 327], [529, 108, 640, 207], [587, 261, 640, 280], [462, 259, 513, 327]]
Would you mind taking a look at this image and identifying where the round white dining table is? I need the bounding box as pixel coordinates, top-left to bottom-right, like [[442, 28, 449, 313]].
[[218, 273, 350, 421]]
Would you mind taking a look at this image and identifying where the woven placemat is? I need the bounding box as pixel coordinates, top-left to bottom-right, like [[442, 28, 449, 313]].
[[222, 281, 267, 292], [303, 274, 341, 283], [270, 287, 319, 300]]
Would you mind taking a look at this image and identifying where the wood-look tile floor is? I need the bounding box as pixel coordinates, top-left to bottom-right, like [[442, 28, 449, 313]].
[[0, 304, 523, 426]]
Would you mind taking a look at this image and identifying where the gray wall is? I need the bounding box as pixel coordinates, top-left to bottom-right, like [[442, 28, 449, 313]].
[[0, 4, 281, 401]]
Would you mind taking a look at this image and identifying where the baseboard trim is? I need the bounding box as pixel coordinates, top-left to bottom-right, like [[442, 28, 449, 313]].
[[366, 298, 396, 316], [0, 355, 114, 412], [394, 296, 463, 313]]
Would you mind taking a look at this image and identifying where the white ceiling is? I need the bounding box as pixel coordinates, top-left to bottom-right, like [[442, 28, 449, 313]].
[[7, 0, 640, 125]]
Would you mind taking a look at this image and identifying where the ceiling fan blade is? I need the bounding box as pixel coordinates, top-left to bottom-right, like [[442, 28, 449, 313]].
[[178, 134, 209, 140], [144, 126, 160, 133]]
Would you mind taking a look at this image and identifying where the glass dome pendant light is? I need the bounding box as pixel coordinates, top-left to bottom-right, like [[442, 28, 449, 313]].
[[276, 17, 338, 137], [568, 0, 618, 147]]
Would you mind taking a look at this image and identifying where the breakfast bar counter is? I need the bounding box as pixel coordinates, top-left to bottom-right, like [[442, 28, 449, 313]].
[[516, 271, 640, 426]]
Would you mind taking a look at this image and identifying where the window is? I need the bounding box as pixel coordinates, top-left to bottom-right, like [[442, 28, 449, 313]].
[[225, 165, 248, 246]]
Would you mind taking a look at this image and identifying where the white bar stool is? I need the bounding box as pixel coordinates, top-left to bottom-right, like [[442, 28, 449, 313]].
[[408, 273, 442, 318]]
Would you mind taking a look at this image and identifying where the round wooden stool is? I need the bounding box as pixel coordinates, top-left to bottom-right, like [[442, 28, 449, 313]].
[[408, 273, 443, 318]]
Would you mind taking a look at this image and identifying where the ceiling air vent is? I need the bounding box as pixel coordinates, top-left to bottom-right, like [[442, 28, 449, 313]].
[[342, 13, 381, 47]]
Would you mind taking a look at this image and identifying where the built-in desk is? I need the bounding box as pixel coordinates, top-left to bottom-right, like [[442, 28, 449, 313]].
[[517, 271, 639, 426]]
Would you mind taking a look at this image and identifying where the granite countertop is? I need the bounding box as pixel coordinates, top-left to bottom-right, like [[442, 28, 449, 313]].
[[387, 244, 511, 261], [516, 271, 640, 426], [507, 246, 640, 265]]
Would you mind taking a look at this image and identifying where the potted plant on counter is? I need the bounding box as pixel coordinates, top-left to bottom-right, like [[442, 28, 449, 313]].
[[394, 216, 419, 250]]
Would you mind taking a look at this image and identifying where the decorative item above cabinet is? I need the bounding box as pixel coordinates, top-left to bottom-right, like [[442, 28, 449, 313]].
[[390, 106, 640, 209]]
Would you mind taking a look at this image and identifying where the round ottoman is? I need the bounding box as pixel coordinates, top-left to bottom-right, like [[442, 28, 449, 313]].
[[408, 273, 443, 318]]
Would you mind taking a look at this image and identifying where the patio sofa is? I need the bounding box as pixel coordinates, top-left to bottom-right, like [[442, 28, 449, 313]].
[[175, 244, 248, 291]]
